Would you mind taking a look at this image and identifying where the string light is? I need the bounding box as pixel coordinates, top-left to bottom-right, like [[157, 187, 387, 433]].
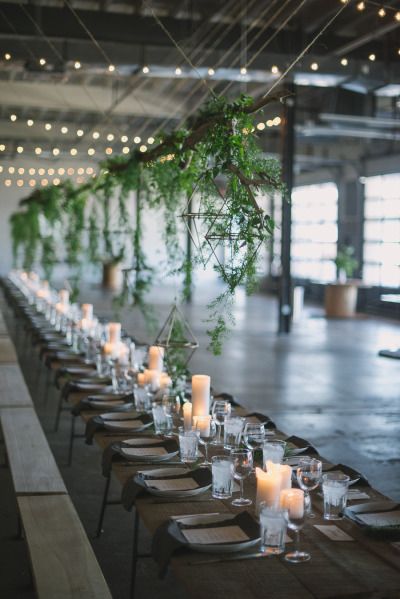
[[54, 178, 60, 185], [77, 167, 84, 175], [142, 65, 150, 74], [311, 62, 319, 71], [45, 123, 52, 131], [41, 179, 48, 187], [39, 58, 46, 66], [256, 122, 265, 131], [4, 53, 11, 60], [67, 168, 75, 175], [52, 148, 60, 156], [271, 65, 279, 74], [139, 145, 147, 153], [5, 179, 11, 187], [29, 179, 35, 187], [38, 168, 45, 175], [88, 148, 95, 155], [29, 168, 36, 175], [240, 67, 247, 75], [273, 116, 281, 125], [208, 67, 215, 76], [8, 166, 15, 174], [175, 66, 182, 75], [70, 148, 77, 156], [92, 131, 100, 139], [122, 146, 130, 154], [61, 126, 68, 134], [369, 53, 376, 61], [58, 168, 65, 175], [107, 133, 114, 141], [16, 146, 24, 154], [108, 64, 115, 72], [0, 144, 5, 151], [17, 179, 24, 187], [121, 135, 128, 143], [10, 114, 17, 122], [35, 147, 42, 155], [105, 147, 113, 155], [27, 119, 34, 127], [378, 7, 386, 17], [0, 166, 3, 172], [18, 167, 24, 175], [86, 167, 94, 175], [395, 11, 400, 21], [48, 168, 55, 175], [357, 2, 365, 11], [77, 129, 84, 137], [147, 137, 155, 144], [74, 61, 81, 70], [266, 120, 274, 127], [341, 57, 348, 66], [133, 136, 141, 144]]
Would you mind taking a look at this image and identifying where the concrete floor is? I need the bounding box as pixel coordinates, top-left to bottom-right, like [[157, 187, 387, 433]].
[[1, 285, 399, 598]]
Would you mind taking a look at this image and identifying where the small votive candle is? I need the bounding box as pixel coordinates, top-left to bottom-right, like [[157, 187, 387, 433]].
[[280, 488, 304, 519], [183, 402, 193, 431], [137, 372, 146, 386], [81, 303, 93, 321], [193, 415, 211, 437], [256, 467, 281, 512]]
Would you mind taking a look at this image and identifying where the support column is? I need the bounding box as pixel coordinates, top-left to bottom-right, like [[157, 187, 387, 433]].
[[278, 84, 296, 334]]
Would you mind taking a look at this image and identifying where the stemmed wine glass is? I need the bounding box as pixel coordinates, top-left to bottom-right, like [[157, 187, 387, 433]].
[[194, 417, 217, 467], [230, 449, 253, 506], [296, 457, 322, 518], [243, 422, 265, 469], [211, 400, 231, 445], [282, 489, 310, 563]]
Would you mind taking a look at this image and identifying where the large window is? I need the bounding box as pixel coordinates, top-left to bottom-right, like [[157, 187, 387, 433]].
[[291, 182, 338, 282], [363, 174, 400, 288]]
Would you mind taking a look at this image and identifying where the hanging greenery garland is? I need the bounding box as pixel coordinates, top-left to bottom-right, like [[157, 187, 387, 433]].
[[9, 93, 285, 353]]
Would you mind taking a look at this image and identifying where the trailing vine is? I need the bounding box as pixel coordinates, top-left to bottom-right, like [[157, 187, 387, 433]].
[[9, 92, 285, 353]]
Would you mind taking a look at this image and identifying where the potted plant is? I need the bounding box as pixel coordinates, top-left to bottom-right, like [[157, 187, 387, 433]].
[[325, 246, 359, 317]]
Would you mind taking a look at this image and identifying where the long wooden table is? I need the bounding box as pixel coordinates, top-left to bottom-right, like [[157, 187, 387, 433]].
[[6, 280, 400, 599]]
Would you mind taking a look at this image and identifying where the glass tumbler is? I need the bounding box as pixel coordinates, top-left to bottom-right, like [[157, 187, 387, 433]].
[[322, 473, 350, 520]]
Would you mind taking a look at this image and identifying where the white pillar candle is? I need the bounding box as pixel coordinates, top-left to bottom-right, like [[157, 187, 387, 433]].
[[137, 372, 146, 386], [280, 465, 292, 491], [103, 342, 117, 359], [183, 402, 193, 431], [59, 289, 69, 304], [147, 369, 160, 392], [160, 372, 172, 390], [193, 415, 211, 437], [191, 375, 211, 417], [148, 346, 164, 371], [280, 489, 304, 519], [82, 303, 93, 320], [55, 302, 68, 314], [256, 466, 281, 512], [108, 322, 121, 344]]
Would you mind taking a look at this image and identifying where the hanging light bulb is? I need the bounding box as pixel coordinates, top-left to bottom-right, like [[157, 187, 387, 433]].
[[53, 177, 60, 185], [378, 7, 386, 17], [39, 58, 46, 66], [121, 135, 128, 143], [0, 144, 5, 151], [74, 61, 81, 69], [147, 136, 155, 144], [35, 147, 42, 155], [29, 179, 35, 187], [395, 11, 400, 21], [310, 62, 319, 71], [256, 122, 265, 131], [16, 146, 24, 153], [29, 168, 36, 175], [368, 53, 376, 61], [356, 2, 365, 10], [108, 64, 115, 72], [4, 53, 11, 60], [70, 148, 77, 156], [240, 66, 247, 75], [52, 148, 60, 156], [5, 179, 12, 187], [77, 129, 84, 137], [41, 178, 49, 187], [271, 65, 279, 74], [45, 123, 52, 131], [340, 57, 348, 66], [17, 179, 24, 187], [122, 146, 130, 154], [105, 147, 113, 155], [18, 167, 25, 175], [107, 133, 114, 141], [87, 148, 95, 155], [92, 131, 100, 139], [208, 67, 215, 76], [8, 166, 15, 174], [139, 145, 147, 153], [175, 66, 182, 75], [142, 65, 150, 74], [10, 114, 17, 122], [133, 136, 141, 144], [61, 126, 68, 134], [27, 119, 34, 127]]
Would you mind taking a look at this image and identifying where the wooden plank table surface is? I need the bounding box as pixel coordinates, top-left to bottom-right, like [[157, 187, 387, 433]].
[[0, 363, 33, 408], [17, 494, 112, 599], [1, 407, 67, 495]]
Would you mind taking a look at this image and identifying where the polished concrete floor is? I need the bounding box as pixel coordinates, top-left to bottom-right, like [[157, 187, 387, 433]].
[[1, 285, 399, 598]]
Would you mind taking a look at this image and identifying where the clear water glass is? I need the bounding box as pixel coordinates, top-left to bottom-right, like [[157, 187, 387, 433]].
[[244, 422, 265, 467], [178, 428, 199, 464], [296, 457, 322, 518], [162, 394, 180, 435], [322, 473, 350, 520], [194, 417, 217, 467], [263, 440, 286, 467], [230, 449, 253, 506], [283, 490, 311, 563], [223, 416, 245, 450], [211, 400, 231, 445], [152, 402, 171, 435], [211, 455, 234, 499], [259, 505, 288, 555]]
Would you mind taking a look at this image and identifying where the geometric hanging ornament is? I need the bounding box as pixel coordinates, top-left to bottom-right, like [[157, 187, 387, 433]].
[[154, 303, 199, 367]]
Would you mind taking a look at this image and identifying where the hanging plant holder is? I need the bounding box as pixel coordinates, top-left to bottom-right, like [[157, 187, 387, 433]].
[[154, 303, 199, 368]]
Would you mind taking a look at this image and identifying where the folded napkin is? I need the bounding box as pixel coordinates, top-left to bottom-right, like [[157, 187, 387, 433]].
[[62, 379, 112, 400], [152, 511, 259, 578], [45, 351, 86, 369], [285, 435, 319, 456], [55, 365, 97, 388], [345, 501, 400, 540], [71, 393, 134, 416], [324, 463, 370, 487], [121, 468, 211, 511], [86, 411, 152, 445], [102, 435, 178, 476], [244, 412, 276, 429]]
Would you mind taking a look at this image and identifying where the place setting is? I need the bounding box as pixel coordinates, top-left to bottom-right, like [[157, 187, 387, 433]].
[[85, 410, 153, 444]]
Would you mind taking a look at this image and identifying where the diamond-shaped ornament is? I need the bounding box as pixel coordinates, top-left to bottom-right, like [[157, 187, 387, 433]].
[[154, 303, 199, 367]]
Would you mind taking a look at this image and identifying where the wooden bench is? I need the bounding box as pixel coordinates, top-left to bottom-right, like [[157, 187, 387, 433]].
[[1, 407, 67, 495], [0, 364, 33, 409], [17, 495, 112, 599]]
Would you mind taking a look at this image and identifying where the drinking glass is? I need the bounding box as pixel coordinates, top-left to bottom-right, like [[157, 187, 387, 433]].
[[230, 449, 253, 506], [296, 457, 322, 518], [224, 416, 245, 450], [322, 473, 350, 520], [152, 401, 170, 435], [282, 489, 310, 563], [211, 400, 231, 444], [162, 394, 180, 435], [178, 427, 199, 464], [211, 455, 234, 499], [263, 440, 286, 468], [194, 417, 217, 467], [259, 504, 288, 555], [244, 422, 265, 468]]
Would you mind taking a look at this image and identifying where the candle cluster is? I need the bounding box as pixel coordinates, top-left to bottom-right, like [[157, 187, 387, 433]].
[[255, 462, 292, 512]]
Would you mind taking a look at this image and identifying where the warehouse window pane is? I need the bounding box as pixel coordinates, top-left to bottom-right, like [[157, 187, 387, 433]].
[[291, 182, 338, 282], [363, 174, 400, 287]]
